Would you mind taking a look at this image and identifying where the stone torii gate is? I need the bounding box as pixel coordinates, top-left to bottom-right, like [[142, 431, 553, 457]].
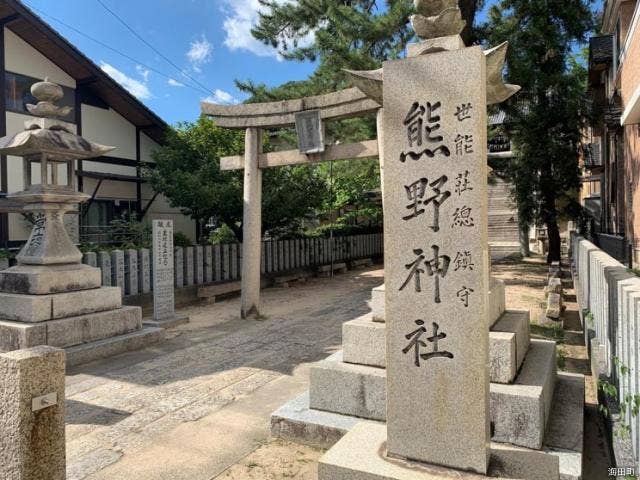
[[201, 5, 518, 320], [201, 89, 384, 319]]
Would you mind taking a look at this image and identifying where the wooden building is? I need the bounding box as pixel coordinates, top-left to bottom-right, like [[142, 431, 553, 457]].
[[0, 0, 196, 248]]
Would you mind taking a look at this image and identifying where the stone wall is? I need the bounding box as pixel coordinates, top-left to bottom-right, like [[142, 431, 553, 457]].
[[82, 233, 384, 297], [571, 233, 640, 471]]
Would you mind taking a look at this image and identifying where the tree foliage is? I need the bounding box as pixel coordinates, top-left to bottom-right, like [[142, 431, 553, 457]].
[[481, 0, 594, 262], [146, 116, 326, 240]]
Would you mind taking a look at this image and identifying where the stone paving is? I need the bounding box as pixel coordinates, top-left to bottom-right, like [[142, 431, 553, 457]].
[[65, 267, 383, 480]]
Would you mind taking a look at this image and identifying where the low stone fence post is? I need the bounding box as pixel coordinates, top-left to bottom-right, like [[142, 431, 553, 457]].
[[0, 346, 66, 480]]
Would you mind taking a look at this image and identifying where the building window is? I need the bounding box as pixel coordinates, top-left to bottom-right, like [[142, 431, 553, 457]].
[[80, 199, 140, 245], [5, 72, 76, 123]]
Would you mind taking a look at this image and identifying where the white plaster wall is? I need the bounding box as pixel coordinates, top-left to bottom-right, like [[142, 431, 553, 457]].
[[83, 177, 137, 201], [4, 29, 75, 88], [140, 133, 159, 163], [82, 160, 137, 177], [141, 183, 196, 240], [81, 104, 136, 160]]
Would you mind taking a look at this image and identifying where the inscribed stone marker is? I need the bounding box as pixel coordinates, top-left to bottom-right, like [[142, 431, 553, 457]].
[[153, 220, 175, 320], [383, 47, 489, 474]]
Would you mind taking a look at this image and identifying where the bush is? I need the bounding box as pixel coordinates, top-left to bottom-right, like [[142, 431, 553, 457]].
[[173, 231, 194, 248], [0, 249, 10, 260], [208, 224, 238, 245], [109, 214, 151, 249]]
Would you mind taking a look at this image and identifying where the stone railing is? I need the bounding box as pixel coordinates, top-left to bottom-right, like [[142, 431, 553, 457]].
[[80, 233, 384, 297], [570, 233, 640, 471]]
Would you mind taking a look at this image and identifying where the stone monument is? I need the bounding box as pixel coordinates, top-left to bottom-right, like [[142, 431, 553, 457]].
[[383, 44, 490, 473], [144, 220, 189, 329], [271, 2, 585, 479], [0, 78, 164, 365]]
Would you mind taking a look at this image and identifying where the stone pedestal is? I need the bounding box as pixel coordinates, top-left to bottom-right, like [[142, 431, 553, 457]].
[[271, 278, 584, 480], [0, 346, 66, 480]]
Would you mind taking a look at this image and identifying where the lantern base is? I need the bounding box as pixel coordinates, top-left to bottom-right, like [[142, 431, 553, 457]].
[[0, 263, 101, 295]]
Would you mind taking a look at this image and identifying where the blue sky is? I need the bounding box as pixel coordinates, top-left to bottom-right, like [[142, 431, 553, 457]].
[[22, 0, 603, 126]]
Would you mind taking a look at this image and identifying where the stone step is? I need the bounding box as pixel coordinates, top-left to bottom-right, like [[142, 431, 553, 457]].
[[0, 287, 122, 323], [275, 372, 583, 479], [65, 326, 165, 367], [491, 339, 557, 450], [488, 277, 506, 329], [342, 315, 386, 368], [310, 352, 386, 421], [310, 341, 556, 450], [342, 308, 527, 385], [490, 310, 530, 384], [0, 306, 143, 351], [319, 422, 560, 480], [370, 284, 384, 322]]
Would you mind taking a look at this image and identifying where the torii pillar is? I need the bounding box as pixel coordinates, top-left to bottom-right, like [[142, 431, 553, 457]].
[[241, 127, 263, 319]]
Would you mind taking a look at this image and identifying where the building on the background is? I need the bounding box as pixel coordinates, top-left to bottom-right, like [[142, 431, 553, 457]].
[[583, 0, 640, 266], [0, 0, 196, 249]]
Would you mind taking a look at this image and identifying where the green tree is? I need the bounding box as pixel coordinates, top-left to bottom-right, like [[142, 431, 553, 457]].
[[482, 0, 594, 263], [146, 116, 326, 240], [242, 1, 482, 230]]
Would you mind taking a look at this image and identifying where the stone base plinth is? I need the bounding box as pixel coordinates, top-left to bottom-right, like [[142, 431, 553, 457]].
[[0, 287, 121, 323], [275, 372, 583, 480], [370, 285, 385, 322], [307, 340, 557, 450], [0, 306, 142, 351], [143, 314, 190, 329], [490, 311, 530, 384], [342, 310, 530, 384], [66, 327, 164, 367], [0, 263, 101, 295], [319, 422, 559, 480]]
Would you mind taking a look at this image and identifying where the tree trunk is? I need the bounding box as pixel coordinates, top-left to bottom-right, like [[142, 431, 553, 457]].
[[519, 222, 530, 257], [546, 219, 562, 264], [459, 0, 481, 44]]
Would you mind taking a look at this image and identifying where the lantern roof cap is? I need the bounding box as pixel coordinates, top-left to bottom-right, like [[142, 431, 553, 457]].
[[0, 78, 114, 160]]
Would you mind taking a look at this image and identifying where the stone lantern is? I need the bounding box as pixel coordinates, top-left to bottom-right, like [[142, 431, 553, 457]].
[[0, 78, 113, 291], [0, 79, 164, 364]]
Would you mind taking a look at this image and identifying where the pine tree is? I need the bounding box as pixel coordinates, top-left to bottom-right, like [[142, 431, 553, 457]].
[[482, 0, 594, 263], [241, 1, 483, 101]]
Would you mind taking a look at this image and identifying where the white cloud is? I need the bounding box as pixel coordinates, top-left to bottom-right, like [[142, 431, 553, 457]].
[[203, 89, 238, 105], [135, 65, 150, 83], [187, 35, 213, 71], [221, 0, 313, 60], [168, 78, 185, 87], [100, 62, 151, 100]]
